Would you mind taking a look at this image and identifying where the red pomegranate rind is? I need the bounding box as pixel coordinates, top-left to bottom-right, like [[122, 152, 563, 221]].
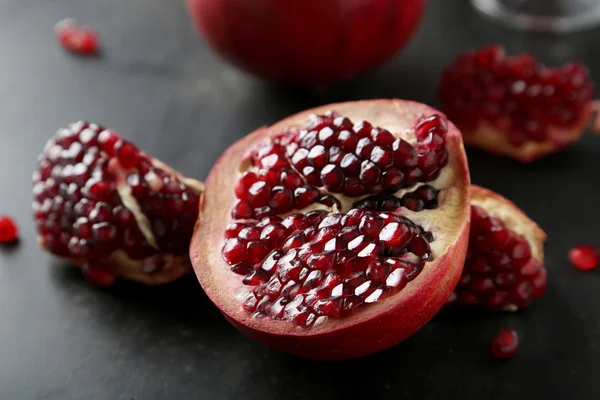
[[192, 100, 471, 360], [33, 121, 203, 285], [448, 185, 547, 311], [439, 44, 595, 162]]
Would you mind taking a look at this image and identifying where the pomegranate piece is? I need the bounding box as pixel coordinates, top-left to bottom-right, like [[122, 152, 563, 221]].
[[33, 121, 204, 285], [491, 328, 519, 359], [0, 216, 19, 243], [438, 44, 595, 162], [55, 18, 99, 55], [192, 100, 471, 360], [186, 0, 425, 87], [448, 185, 547, 311], [569, 244, 599, 271]]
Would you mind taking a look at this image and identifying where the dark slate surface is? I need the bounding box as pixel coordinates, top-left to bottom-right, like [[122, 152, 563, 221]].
[[1, 1, 599, 399]]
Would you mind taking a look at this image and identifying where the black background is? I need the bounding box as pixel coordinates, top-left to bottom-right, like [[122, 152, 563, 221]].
[[1, 1, 599, 399]]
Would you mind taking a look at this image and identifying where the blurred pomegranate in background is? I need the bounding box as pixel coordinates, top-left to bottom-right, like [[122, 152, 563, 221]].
[[185, 0, 426, 87]]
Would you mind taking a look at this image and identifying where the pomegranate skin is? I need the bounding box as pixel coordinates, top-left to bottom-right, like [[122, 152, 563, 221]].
[[185, 0, 426, 87], [191, 100, 471, 360]]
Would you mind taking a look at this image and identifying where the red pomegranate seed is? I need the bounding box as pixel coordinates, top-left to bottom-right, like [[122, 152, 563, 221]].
[[491, 328, 519, 359], [0, 216, 19, 243], [83, 263, 116, 288], [55, 19, 99, 55], [569, 244, 599, 271]]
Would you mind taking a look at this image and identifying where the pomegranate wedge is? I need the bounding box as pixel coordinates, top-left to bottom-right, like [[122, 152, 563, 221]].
[[192, 100, 471, 360], [448, 185, 547, 311], [439, 44, 595, 162], [33, 122, 204, 285]]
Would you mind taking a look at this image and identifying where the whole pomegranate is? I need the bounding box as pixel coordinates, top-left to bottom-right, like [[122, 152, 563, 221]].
[[192, 99, 471, 360], [185, 0, 426, 87]]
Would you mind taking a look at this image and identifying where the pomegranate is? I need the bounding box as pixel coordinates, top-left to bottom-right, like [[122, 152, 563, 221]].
[[0, 216, 19, 243], [569, 244, 599, 271], [438, 44, 595, 162], [448, 185, 547, 311], [192, 99, 471, 360], [55, 18, 99, 55], [491, 328, 519, 359], [185, 0, 426, 87], [32, 122, 204, 285]]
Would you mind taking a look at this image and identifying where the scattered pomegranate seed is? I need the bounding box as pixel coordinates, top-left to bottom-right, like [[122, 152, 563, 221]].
[[491, 328, 519, 359], [569, 244, 599, 271], [83, 263, 116, 288], [0, 216, 19, 243], [55, 18, 99, 55]]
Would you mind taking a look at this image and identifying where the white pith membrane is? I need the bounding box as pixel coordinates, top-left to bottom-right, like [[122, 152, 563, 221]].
[[34, 123, 204, 285], [464, 185, 546, 311], [194, 100, 471, 335]]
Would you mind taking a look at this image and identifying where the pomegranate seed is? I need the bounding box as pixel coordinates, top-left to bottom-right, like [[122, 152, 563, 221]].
[[569, 244, 599, 271], [491, 328, 519, 359], [116, 142, 140, 169], [55, 19, 99, 55], [0, 216, 19, 243], [83, 263, 116, 288]]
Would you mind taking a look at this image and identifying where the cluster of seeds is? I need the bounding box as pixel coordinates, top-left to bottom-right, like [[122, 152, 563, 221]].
[[231, 112, 449, 219], [439, 44, 594, 145], [33, 121, 201, 272], [224, 112, 451, 326], [448, 205, 547, 310], [353, 185, 439, 212], [223, 209, 433, 326]]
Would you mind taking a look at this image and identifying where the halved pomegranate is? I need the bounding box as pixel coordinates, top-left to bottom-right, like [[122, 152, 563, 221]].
[[448, 185, 547, 311], [33, 122, 204, 285], [438, 44, 595, 162], [192, 100, 471, 360]]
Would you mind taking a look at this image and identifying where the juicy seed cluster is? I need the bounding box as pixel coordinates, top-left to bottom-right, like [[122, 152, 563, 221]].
[[448, 205, 546, 310], [32, 121, 201, 270], [353, 185, 439, 212], [224, 209, 433, 327], [224, 112, 451, 327], [232, 111, 449, 219], [439, 44, 594, 145]]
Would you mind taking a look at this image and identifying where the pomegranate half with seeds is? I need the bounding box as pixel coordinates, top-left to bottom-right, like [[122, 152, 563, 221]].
[[192, 100, 471, 360], [438, 44, 595, 162], [33, 122, 204, 285], [448, 186, 547, 311]]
